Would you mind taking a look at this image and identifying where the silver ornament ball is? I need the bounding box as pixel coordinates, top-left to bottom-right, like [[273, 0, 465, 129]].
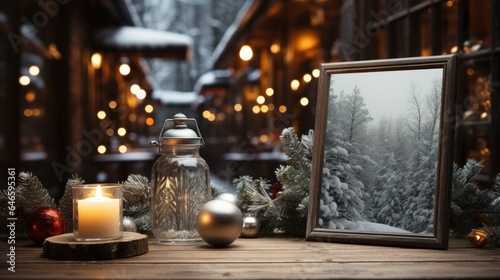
[[241, 216, 260, 238], [216, 193, 241, 208], [122, 216, 138, 232], [196, 199, 243, 247]]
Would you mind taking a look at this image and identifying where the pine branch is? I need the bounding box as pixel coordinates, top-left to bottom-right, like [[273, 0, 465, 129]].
[[58, 174, 85, 232], [122, 174, 151, 232], [451, 160, 500, 236], [280, 127, 305, 170], [16, 172, 56, 222]]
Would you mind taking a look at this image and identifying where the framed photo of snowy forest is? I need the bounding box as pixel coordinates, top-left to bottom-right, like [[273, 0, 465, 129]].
[[306, 55, 458, 249]]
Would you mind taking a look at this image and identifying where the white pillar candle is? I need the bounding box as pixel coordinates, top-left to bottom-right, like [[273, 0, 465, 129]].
[[77, 186, 121, 238]]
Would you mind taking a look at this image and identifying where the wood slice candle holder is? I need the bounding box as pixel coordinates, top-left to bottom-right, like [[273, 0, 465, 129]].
[[43, 232, 149, 260]]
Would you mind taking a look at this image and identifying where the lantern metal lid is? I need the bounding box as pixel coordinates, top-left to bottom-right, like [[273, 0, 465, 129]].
[[150, 113, 204, 150]]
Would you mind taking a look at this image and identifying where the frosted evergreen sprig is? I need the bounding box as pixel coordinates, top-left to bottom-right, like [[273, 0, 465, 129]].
[[58, 174, 85, 231], [121, 174, 151, 232]]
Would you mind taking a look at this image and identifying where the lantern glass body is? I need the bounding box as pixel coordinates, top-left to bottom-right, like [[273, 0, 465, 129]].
[[72, 184, 123, 241], [151, 145, 211, 244]]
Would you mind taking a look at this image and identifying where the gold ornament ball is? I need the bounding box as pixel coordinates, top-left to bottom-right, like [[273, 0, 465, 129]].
[[241, 216, 260, 238], [196, 200, 243, 247], [216, 193, 241, 208], [467, 229, 490, 247]]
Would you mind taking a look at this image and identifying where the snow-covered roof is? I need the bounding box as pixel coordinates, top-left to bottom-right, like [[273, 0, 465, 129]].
[[151, 90, 203, 105], [193, 69, 232, 93], [94, 26, 193, 60]]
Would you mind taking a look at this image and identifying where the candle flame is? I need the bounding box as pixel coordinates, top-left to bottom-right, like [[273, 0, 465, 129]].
[[96, 185, 102, 199]]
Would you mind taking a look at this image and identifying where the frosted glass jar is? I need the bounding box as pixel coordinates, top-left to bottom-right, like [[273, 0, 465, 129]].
[[150, 113, 211, 244]]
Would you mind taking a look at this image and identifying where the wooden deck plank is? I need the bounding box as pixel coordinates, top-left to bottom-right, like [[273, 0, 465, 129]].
[[5, 262, 500, 280], [2, 237, 499, 279]]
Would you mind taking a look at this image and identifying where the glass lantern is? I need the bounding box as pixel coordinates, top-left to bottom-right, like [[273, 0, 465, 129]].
[[150, 113, 211, 244]]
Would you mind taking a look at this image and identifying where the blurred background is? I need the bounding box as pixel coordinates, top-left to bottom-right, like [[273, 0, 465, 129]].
[[0, 0, 498, 199]]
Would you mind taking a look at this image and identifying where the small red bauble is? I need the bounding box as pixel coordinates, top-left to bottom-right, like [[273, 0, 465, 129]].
[[26, 207, 67, 245]]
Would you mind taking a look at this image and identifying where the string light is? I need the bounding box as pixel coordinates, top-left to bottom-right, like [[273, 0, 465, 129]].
[[239, 45, 253, 61], [97, 110, 106, 120], [109, 100, 117, 109], [91, 53, 102, 69], [252, 105, 261, 114], [29, 65, 40, 76], [117, 127, 127, 136], [303, 74, 312, 83], [261, 105, 269, 113], [119, 64, 131, 76], [312, 69, 320, 78], [130, 84, 140, 94], [19, 76, 30, 86], [265, 88, 274, 96], [118, 145, 128, 154], [145, 104, 154, 113], [279, 105, 287, 113], [300, 97, 309, 106], [291, 79, 300, 90], [234, 104, 242, 112], [136, 89, 146, 100], [146, 117, 154, 126], [257, 95, 265, 104], [97, 145, 106, 154], [270, 43, 281, 54]]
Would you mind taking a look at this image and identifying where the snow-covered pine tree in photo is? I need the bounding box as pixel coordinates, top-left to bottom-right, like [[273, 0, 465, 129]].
[[319, 87, 365, 229], [401, 81, 440, 233]]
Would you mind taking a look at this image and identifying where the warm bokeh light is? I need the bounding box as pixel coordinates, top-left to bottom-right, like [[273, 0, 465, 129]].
[[202, 110, 211, 118], [109, 100, 117, 109], [467, 68, 474, 76], [239, 45, 253, 61], [265, 87, 274, 96], [136, 89, 146, 100], [118, 145, 128, 153], [207, 114, 216, 122], [91, 53, 102, 69], [29, 65, 40, 76], [24, 109, 33, 117], [106, 128, 114, 136], [234, 103, 242, 112], [300, 97, 309, 106], [291, 79, 300, 90], [303, 74, 312, 83], [270, 43, 281, 54], [252, 105, 261, 114], [97, 110, 106, 120], [268, 103, 275, 111], [19, 76, 30, 86], [32, 108, 41, 117], [97, 145, 106, 154], [119, 64, 131, 75], [256, 95, 266, 104], [145, 104, 154, 113], [259, 134, 269, 143], [279, 105, 287, 113], [312, 69, 320, 78], [261, 105, 269, 113], [130, 84, 140, 94], [146, 117, 154, 126], [117, 127, 127, 136], [25, 91, 36, 102], [128, 113, 137, 122]]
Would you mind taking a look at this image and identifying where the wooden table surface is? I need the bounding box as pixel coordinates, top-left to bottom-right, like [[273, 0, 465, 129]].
[[2, 236, 500, 279]]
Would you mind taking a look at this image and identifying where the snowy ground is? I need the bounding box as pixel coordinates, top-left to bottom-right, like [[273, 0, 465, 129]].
[[354, 221, 412, 233]]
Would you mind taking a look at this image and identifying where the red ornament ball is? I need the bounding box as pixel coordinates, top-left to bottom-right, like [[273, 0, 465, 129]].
[[26, 207, 67, 245]]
